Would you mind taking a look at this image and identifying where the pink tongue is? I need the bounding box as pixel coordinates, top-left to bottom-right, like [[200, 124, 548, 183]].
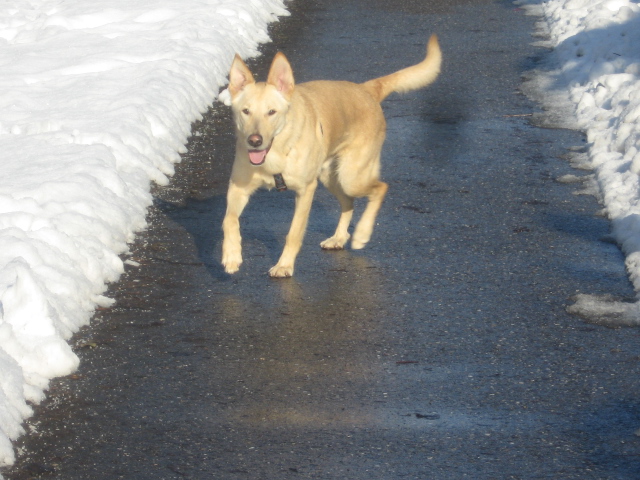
[[249, 150, 267, 165]]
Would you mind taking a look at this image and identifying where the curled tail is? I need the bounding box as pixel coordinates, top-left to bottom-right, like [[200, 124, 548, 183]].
[[363, 34, 441, 102]]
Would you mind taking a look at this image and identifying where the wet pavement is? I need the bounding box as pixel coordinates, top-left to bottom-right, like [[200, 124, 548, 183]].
[[4, 0, 640, 479]]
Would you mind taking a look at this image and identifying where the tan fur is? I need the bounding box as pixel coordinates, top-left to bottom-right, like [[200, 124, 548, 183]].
[[222, 35, 442, 277]]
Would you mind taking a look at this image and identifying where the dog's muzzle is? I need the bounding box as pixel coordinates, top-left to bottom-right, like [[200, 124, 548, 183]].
[[247, 134, 271, 166]]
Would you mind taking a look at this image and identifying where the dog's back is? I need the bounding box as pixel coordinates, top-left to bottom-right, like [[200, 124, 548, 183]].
[[294, 80, 385, 152]]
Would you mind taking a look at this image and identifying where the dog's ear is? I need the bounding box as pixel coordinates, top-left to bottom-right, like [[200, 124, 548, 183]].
[[229, 54, 255, 99], [267, 52, 295, 99]]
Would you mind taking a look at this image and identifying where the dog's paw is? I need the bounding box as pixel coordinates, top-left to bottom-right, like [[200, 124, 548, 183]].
[[222, 254, 242, 274], [223, 261, 241, 274], [350, 237, 368, 250], [222, 245, 242, 274], [320, 235, 349, 250], [351, 231, 371, 250], [225, 264, 241, 274], [269, 264, 294, 278]]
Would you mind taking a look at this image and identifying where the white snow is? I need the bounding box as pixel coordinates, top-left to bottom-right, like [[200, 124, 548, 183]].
[[0, 0, 639, 472], [0, 0, 287, 471]]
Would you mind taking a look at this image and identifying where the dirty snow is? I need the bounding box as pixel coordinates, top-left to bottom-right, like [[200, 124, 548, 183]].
[[520, 0, 640, 326]]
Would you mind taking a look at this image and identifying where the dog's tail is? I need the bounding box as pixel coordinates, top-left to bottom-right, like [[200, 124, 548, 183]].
[[363, 34, 441, 103]]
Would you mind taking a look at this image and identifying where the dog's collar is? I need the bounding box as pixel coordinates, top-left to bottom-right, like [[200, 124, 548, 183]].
[[273, 173, 287, 192]]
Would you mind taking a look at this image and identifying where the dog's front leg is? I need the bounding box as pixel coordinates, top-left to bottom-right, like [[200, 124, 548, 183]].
[[269, 179, 318, 278], [222, 181, 252, 274]]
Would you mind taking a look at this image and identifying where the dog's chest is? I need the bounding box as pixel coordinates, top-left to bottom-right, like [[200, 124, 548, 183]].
[[258, 145, 322, 191]]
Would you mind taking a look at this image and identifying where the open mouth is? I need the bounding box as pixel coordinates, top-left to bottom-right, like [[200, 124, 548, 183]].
[[248, 145, 271, 166]]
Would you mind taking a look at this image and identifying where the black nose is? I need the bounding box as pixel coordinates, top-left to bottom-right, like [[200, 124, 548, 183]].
[[248, 134, 263, 148]]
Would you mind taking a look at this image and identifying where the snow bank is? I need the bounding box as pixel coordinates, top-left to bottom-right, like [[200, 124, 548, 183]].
[[523, 0, 640, 326], [0, 0, 287, 469]]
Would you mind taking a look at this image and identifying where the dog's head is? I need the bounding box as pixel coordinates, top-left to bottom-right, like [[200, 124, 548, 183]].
[[228, 53, 294, 166]]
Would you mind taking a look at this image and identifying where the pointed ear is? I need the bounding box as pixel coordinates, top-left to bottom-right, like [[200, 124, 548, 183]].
[[267, 52, 295, 99], [229, 54, 255, 99]]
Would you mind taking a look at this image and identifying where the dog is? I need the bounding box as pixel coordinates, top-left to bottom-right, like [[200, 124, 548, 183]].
[[222, 35, 441, 277]]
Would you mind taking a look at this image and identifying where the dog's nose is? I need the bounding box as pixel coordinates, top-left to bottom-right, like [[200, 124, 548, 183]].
[[248, 134, 263, 148]]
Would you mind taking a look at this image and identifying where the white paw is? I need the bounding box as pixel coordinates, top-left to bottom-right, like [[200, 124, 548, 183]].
[[223, 262, 240, 274], [350, 238, 368, 250], [351, 231, 370, 250], [222, 253, 242, 274], [320, 235, 349, 250], [269, 264, 294, 278]]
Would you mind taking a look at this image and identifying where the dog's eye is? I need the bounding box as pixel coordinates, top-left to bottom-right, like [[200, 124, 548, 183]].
[[268, 109, 277, 116], [242, 108, 250, 115]]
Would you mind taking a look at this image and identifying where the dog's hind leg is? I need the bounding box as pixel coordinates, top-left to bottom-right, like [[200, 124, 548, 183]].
[[320, 165, 354, 250], [269, 179, 319, 278], [351, 179, 388, 249], [336, 143, 388, 250], [321, 191, 354, 250]]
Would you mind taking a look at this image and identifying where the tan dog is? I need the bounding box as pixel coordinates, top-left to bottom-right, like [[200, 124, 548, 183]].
[[222, 35, 441, 277]]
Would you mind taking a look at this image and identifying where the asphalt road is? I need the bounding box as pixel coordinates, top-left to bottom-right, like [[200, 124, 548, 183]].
[[4, 0, 640, 479]]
